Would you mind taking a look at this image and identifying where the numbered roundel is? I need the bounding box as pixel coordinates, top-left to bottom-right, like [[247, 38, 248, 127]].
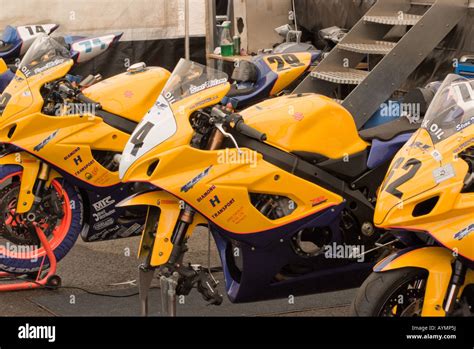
[[119, 94, 178, 179], [71, 33, 122, 64], [17, 24, 59, 54]]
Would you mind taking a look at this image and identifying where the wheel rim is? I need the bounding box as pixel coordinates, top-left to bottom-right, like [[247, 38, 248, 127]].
[[379, 277, 427, 317], [0, 173, 72, 261]]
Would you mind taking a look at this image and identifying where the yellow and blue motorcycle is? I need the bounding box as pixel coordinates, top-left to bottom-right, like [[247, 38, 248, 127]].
[[118, 59, 420, 315], [352, 74, 473, 317], [0, 34, 170, 278]]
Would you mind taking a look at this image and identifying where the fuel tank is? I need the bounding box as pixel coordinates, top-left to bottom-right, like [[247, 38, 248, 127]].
[[83, 66, 170, 122], [240, 93, 368, 159]]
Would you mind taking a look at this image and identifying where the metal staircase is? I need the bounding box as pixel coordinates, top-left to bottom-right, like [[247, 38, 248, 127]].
[[294, 0, 469, 129]]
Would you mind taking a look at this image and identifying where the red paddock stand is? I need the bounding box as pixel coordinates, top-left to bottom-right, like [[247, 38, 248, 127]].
[[0, 223, 61, 291]]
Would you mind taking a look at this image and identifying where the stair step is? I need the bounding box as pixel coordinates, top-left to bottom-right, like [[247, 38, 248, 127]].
[[338, 41, 397, 55], [311, 69, 369, 85], [363, 13, 423, 26], [410, 0, 435, 5]]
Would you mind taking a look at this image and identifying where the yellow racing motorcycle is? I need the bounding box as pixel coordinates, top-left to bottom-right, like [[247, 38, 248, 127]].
[[352, 74, 474, 317], [0, 34, 170, 277], [118, 59, 420, 315]]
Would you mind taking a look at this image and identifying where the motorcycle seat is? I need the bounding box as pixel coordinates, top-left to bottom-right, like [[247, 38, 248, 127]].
[[227, 84, 257, 97], [231, 60, 259, 83], [359, 117, 419, 142]]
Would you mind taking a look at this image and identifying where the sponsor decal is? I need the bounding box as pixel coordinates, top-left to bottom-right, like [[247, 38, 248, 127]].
[[189, 96, 219, 110], [93, 217, 114, 231], [209, 195, 221, 208], [453, 138, 474, 153], [311, 196, 328, 207], [189, 78, 227, 94], [456, 116, 474, 132], [211, 198, 236, 219], [423, 120, 445, 140], [431, 150, 443, 162], [92, 208, 116, 222], [454, 224, 474, 241], [293, 112, 304, 122], [64, 147, 81, 161], [34, 130, 59, 152], [74, 160, 95, 176], [433, 163, 456, 184], [197, 185, 216, 203], [410, 141, 431, 151], [181, 166, 213, 193], [119, 223, 143, 238], [226, 205, 247, 225], [157, 199, 179, 205], [22, 57, 68, 77], [92, 196, 116, 211]]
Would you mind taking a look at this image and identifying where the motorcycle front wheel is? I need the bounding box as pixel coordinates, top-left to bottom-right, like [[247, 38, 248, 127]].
[[0, 165, 83, 274], [351, 268, 428, 317]]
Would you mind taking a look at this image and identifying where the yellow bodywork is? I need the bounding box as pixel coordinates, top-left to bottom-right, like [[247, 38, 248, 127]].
[[240, 94, 368, 159], [122, 84, 346, 239], [375, 247, 474, 316], [0, 58, 7, 74], [0, 152, 40, 213], [0, 59, 169, 212], [117, 190, 207, 266], [373, 117, 474, 316], [262, 52, 314, 95], [376, 127, 474, 261], [83, 67, 170, 122]]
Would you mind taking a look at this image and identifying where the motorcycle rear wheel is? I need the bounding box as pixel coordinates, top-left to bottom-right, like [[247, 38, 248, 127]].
[[0, 165, 83, 274]]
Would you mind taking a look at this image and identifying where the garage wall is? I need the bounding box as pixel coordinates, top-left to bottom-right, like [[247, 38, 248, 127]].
[[0, 0, 207, 76]]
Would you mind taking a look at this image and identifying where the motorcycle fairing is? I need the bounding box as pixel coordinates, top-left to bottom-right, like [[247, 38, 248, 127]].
[[69, 33, 123, 64], [223, 52, 320, 109], [375, 129, 474, 261], [0, 152, 40, 213], [117, 190, 208, 264], [79, 182, 148, 242], [211, 203, 373, 303], [374, 246, 474, 316]]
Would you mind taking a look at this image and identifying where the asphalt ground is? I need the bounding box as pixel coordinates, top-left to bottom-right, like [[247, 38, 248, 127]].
[[0, 227, 352, 317]]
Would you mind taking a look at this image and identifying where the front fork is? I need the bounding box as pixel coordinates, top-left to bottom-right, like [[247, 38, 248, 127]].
[[138, 204, 223, 317], [444, 259, 467, 314]]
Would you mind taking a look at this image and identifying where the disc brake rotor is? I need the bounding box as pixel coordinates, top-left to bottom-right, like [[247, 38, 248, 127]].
[[0, 182, 63, 246], [381, 278, 426, 317]]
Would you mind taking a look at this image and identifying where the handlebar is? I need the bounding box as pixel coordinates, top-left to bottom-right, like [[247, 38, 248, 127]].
[[58, 83, 101, 109], [210, 107, 267, 142], [234, 119, 267, 142], [76, 93, 101, 109]]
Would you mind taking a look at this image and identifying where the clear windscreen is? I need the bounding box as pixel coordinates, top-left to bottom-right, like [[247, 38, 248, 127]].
[[161, 58, 228, 105], [18, 33, 70, 77], [119, 59, 228, 179], [423, 74, 474, 144]]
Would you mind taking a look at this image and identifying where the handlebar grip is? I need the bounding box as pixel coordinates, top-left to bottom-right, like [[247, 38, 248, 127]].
[[76, 93, 101, 109], [235, 120, 267, 142]]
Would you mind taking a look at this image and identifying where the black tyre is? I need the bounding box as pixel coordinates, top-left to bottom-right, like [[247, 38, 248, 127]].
[[0, 165, 84, 273], [351, 268, 428, 317]]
